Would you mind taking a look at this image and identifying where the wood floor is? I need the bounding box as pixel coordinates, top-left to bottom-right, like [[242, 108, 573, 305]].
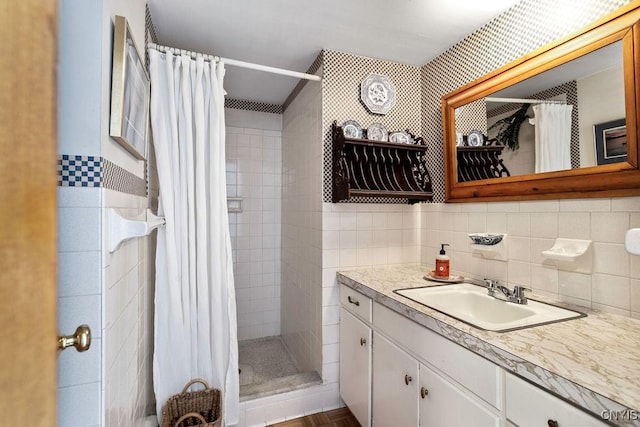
[[268, 407, 360, 427]]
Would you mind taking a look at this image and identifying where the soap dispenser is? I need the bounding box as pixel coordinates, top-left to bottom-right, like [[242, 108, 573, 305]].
[[435, 244, 450, 278]]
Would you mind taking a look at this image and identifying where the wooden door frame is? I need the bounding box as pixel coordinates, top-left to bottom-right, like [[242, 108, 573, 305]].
[[0, 2, 58, 425]]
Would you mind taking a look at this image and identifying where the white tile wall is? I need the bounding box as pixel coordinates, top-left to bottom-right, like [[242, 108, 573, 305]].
[[102, 189, 154, 427], [281, 79, 323, 375], [420, 198, 640, 318], [225, 109, 283, 341], [57, 187, 103, 427]]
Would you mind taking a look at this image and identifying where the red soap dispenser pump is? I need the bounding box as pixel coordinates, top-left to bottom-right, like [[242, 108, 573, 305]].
[[435, 244, 450, 278]]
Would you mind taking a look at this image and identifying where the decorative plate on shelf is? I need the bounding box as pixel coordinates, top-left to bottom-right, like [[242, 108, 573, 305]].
[[424, 271, 465, 283], [367, 123, 388, 141], [342, 120, 363, 138], [360, 74, 396, 115], [389, 131, 412, 144], [467, 129, 485, 147]]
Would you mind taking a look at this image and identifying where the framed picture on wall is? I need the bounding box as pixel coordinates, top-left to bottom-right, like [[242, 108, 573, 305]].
[[594, 118, 626, 165], [109, 15, 150, 160]]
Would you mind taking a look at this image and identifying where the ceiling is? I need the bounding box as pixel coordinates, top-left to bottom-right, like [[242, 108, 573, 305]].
[[147, 0, 523, 106]]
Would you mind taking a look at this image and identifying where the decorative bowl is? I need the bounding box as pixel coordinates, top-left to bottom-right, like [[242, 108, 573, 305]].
[[468, 233, 504, 246]]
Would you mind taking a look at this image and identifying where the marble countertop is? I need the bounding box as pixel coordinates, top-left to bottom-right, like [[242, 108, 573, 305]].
[[337, 265, 640, 425]]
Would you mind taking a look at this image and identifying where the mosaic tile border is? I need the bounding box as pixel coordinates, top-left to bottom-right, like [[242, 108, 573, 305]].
[[58, 155, 102, 188], [145, 4, 158, 74], [224, 98, 283, 114], [103, 159, 147, 196], [57, 155, 147, 197]]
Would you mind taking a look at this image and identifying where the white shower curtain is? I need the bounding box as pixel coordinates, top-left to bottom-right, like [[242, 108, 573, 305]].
[[149, 49, 238, 425], [532, 103, 573, 173]]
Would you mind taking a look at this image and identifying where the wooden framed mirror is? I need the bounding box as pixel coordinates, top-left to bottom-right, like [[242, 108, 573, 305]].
[[442, 3, 640, 202]]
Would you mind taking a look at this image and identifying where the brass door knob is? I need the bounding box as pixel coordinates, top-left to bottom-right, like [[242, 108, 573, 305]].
[[58, 325, 91, 353]]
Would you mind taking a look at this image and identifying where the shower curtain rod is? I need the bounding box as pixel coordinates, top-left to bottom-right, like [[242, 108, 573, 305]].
[[148, 43, 322, 82], [486, 96, 565, 104]]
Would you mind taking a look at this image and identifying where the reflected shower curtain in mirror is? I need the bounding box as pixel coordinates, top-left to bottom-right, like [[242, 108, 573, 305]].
[[532, 103, 573, 173], [149, 49, 238, 425]]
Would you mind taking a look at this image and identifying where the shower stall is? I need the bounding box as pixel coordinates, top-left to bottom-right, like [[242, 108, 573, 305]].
[[225, 81, 323, 401]]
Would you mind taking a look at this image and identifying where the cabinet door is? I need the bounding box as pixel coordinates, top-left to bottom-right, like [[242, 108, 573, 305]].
[[340, 307, 372, 427], [419, 363, 499, 427], [506, 374, 608, 427], [372, 332, 419, 427]]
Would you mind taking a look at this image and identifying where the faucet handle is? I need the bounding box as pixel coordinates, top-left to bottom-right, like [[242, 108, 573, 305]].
[[483, 278, 496, 288], [483, 278, 497, 296], [512, 285, 531, 303]]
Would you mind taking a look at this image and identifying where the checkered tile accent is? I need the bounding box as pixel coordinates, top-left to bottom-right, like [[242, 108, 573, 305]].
[[58, 155, 147, 196], [224, 98, 283, 114], [103, 159, 147, 196], [58, 155, 102, 187], [421, 0, 631, 202], [322, 49, 422, 203], [145, 4, 159, 71], [456, 99, 488, 135]]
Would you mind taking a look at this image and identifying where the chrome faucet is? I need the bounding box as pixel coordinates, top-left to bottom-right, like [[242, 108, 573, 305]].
[[484, 279, 530, 305]]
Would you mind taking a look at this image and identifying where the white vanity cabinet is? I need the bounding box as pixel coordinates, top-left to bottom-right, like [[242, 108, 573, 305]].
[[339, 284, 373, 427], [505, 373, 608, 427], [339, 283, 616, 427], [339, 307, 372, 427]]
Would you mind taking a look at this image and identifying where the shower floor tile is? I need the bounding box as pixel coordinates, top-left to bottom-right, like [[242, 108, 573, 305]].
[[239, 336, 321, 400]]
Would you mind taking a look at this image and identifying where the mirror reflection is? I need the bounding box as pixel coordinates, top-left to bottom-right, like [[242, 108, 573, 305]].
[[454, 41, 625, 181]]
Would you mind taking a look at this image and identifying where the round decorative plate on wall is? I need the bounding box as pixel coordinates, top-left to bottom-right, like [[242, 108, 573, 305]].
[[361, 73, 396, 115]]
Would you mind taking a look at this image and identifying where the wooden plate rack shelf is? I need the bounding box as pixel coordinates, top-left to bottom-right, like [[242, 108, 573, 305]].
[[331, 121, 433, 203], [456, 143, 511, 182]]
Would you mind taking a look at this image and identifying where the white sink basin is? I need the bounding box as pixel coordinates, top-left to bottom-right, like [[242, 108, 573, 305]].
[[394, 283, 585, 332]]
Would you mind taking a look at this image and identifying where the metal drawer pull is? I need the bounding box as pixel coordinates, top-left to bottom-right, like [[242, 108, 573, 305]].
[[420, 387, 429, 398], [548, 420, 559, 427], [360, 338, 367, 346], [347, 296, 360, 306], [404, 374, 412, 385]]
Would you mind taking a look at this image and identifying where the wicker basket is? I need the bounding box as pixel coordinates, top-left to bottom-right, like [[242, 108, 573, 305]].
[[160, 379, 222, 427]]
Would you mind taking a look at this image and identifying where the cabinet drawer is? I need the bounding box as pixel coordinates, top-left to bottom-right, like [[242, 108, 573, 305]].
[[340, 284, 372, 322], [373, 302, 500, 409], [505, 373, 607, 427]]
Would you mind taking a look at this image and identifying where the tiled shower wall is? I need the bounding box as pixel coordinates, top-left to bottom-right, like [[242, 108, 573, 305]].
[[420, 0, 639, 318], [225, 109, 283, 341], [231, 65, 346, 427], [281, 73, 324, 375]]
